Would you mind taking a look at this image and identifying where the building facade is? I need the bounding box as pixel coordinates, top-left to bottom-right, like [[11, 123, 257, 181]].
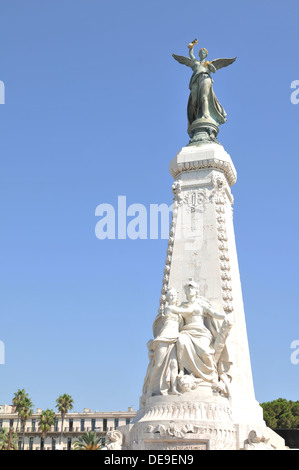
[[0, 404, 136, 450]]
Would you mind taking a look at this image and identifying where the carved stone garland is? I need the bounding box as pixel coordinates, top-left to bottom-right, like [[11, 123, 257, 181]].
[[158, 181, 182, 315], [210, 176, 234, 314]]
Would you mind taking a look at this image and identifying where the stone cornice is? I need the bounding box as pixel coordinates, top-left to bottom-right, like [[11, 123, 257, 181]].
[[169, 144, 237, 187]]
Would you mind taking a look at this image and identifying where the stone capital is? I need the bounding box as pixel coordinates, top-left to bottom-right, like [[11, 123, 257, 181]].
[[169, 143, 237, 187]]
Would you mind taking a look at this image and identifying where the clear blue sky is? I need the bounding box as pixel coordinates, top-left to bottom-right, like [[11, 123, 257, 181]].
[[0, 0, 298, 412]]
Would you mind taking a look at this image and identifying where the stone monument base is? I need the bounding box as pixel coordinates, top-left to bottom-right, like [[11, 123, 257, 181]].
[[118, 386, 288, 450]]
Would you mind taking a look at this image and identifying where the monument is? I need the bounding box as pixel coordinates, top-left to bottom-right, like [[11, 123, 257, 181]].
[[116, 40, 287, 450]]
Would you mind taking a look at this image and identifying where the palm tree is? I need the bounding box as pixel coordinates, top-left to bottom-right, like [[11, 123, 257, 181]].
[[12, 389, 28, 432], [19, 396, 34, 450], [73, 431, 102, 450], [56, 394, 74, 446], [38, 409, 56, 450], [0, 428, 18, 450]]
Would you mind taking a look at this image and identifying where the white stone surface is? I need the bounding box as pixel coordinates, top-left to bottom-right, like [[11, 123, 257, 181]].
[[121, 142, 287, 450]]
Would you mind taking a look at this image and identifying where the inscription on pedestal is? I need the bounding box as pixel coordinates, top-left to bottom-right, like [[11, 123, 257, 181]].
[[144, 440, 209, 450]]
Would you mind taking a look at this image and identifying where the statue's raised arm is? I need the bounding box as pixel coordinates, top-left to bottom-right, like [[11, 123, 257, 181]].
[[172, 38, 198, 69], [172, 40, 236, 144]]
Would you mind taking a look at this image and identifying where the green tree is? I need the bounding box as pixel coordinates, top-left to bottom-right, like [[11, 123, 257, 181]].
[[261, 398, 299, 429], [12, 389, 34, 450], [18, 396, 34, 450], [56, 394, 74, 446], [73, 431, 103, 450], [38, 409, 56, 450], [0, 428, 18, 450], [12, 389, 28, 432]]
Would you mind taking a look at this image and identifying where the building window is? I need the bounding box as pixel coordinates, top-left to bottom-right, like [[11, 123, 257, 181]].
[[9, 419, 14, 429], [29, 437, 34, 451], [32, 419, 36, 431], [103, 419, 107, 432], [67, 437, 72, 450], [18, 438, 22, 450], [69, 419, 73, 432], [126, 418, 131, 425], [80, 419, 85, 432], [52, 437, 56, 450], [0, 420, 3, 428], [54, 418, 58, 432], [114, 418, 119, 429], [40, 437, 44, 451], [91, 418, 96, 431]]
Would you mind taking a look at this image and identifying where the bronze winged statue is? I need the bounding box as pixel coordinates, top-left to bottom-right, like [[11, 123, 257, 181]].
[[173, 41, 236, 129]]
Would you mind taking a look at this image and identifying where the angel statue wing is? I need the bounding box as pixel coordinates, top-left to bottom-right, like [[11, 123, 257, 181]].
[[172, 54, 194, 68], [210, 57, 237, 70]]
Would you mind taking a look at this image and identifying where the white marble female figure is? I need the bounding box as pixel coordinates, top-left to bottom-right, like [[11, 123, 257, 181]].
[[142, 288, 192, 397], [175, 281, 227, 385], [142, 282, 231, 398]]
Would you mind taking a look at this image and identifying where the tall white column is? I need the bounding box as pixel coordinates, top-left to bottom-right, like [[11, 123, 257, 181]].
[[119, 141, 287, 450], [166, 142, 263, 426]]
